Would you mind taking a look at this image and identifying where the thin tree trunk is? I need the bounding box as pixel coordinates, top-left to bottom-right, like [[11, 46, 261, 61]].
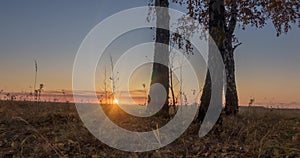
[[197, 70, 211, 121], [224, 37, 239, 115], [170, 68, 176, 107], [150, 0, 170, 118], [223, 0, 239, 115]]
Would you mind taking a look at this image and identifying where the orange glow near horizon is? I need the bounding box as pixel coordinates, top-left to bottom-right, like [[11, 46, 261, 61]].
[[113, 98, 119, 104], [1, 89, 299, 109]]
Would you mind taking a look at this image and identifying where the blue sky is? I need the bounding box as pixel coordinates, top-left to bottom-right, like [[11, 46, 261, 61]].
[[0, 0, 299, 106]]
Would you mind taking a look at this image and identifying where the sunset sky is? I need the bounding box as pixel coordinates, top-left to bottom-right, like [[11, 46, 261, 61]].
[[0, 0, 299, 107]]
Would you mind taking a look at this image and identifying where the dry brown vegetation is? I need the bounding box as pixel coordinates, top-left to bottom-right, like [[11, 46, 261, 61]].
[[0, 101, 299, 157]]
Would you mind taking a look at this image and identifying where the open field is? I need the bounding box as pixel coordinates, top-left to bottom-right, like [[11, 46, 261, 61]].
[[0, 101, 299, 157]]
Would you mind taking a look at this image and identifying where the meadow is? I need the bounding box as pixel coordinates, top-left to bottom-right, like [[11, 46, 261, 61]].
[[0, 100, 299, 157]]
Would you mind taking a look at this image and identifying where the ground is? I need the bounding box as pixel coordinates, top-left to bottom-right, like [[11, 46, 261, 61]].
[[0, 101, 299, 157]]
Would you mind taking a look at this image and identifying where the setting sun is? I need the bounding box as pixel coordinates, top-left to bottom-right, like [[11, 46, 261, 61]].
[[113, 98, 119, 104]]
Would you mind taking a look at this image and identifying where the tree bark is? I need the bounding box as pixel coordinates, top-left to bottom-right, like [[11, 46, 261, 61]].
[[197, 0, 239, 121], [224, 36, 239, 115], [170, 68, 176, 107], [224, 0, 239, 115], [197, 0, 226, 121], [197, 70, 211, 121], [150, 0, 170, 117]]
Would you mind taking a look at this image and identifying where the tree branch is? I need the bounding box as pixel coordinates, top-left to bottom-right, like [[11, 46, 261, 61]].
[[297, 12, 300, 18], [227, 0, 238, 35], [233, 42, 242, 51]]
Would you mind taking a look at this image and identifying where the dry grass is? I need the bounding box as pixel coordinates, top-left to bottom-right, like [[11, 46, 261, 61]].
[[0, 100, 299, 157]]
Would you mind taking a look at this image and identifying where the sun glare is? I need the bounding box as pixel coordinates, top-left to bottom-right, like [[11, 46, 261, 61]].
[[113, 98, 119, 104]]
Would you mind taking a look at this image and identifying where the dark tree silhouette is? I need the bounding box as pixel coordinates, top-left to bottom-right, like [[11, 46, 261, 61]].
[[170, 0, 300, 120], [150, 0, 171, 117]]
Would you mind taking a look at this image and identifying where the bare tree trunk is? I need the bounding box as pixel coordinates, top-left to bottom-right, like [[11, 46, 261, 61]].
[[198, 70, 211, 121], [224, 37, 239, 115], [198, 0, 239, 120], [150, 0, 170, 118], [169, 68, 176, 107], [223, 0, 239, 115], [197, 0, 226, 121]]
